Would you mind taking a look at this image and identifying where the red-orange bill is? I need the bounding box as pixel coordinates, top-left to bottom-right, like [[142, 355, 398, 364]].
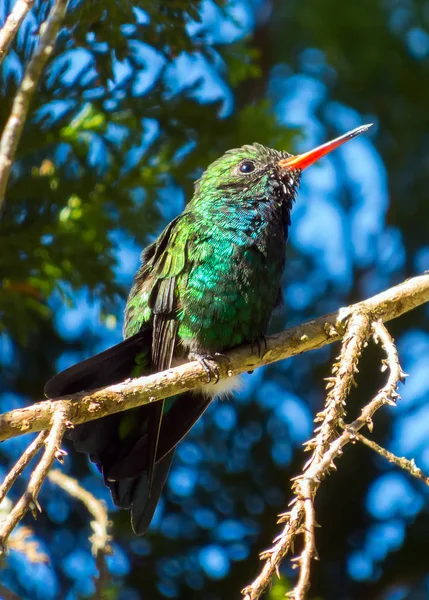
[[278, 123, 373, 171]]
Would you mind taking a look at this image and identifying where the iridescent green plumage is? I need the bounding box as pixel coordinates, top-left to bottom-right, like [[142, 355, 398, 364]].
[[45, 143, 301, 534], [45, 126, 371, 534], [125, 144, 300, 352]]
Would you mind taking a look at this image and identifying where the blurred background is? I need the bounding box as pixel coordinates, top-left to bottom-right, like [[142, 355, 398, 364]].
[[1, 0, 429, 598]]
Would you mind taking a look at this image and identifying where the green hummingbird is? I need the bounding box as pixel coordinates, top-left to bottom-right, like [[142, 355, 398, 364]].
[[45, 124, 371, 534]]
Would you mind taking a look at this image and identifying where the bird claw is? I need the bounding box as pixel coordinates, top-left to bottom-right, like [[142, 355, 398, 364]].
[[251, 336, 268, 359], [189, 352, 221, 384]]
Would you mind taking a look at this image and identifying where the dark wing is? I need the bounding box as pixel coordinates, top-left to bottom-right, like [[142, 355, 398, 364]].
[[145, 277, 178, 490], [131, 214, 190, 491], [43, 213, 214, 534]]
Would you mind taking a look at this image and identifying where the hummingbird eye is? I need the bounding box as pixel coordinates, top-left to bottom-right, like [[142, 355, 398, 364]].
[[239, 160, 256, 174]]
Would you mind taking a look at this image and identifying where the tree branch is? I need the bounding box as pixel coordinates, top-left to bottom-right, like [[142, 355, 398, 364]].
[[0, 0, 35, 65], [0, 406, 70, 553], [48, 469, 111, 558], [9, 525, 48, 564], [242, 319, 406, 599], [355, 432, 429, 486], [0, 582, 22, 600], [0, 430, 48, 505], [303, 309, 372, 471], [0, 0, 68, 215], [0, 276, 427, 587], [0, 273, 428, 444]]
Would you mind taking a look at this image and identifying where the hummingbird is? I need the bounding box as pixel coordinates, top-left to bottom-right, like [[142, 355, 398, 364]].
[[44, 124, 371, 534]]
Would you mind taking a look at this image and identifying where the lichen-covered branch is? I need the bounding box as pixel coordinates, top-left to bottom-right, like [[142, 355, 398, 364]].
[[242, 317, 407, 600], [0, 273, 428, 444], [0, 407, 70, 553], [0, 0, 36, 65], [0, 0, 68, 215]]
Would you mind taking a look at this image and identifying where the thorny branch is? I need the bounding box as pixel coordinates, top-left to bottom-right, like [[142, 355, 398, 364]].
[[0, 407, 70, 553], [306, 310, 372, 469], [241, 321, 409, 600], [0, 0, 68, 215], [355, 432, 429, 486], [282, 311, 372, 599], [48, 469, 112, 599], [0, 0, 36, 65]]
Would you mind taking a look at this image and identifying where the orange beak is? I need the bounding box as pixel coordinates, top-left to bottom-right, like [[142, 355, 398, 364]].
[[278, 124, 373, 171]]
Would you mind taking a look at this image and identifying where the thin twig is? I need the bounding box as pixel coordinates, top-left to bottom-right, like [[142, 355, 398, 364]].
[[47, 468, 111, 553], [9, 525, 48, 563], [0, 582, 22, 600], [242, 320, 405, 600], [48, 469, 111, 600], [0, 431, 48, 505], [0, 274, 428, 444], [355, 432, 429, 486], [0, 407, 70, 553], [0, 0, 36, 65], [0, 0, 68, 215]]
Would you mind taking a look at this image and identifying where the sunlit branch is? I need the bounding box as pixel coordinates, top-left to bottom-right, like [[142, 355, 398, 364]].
[[354, 432, 429, 486], [0, 407, 70, 553], [304, 309, 372, 469], [242, 320, 406, 599], [0, 273, 428, 444], [289, 479, 317, 600], [0, 0, 36, 65], [0, 431, 48, 505], [9, 525, 48, 564], [0, 0, 68, 215]]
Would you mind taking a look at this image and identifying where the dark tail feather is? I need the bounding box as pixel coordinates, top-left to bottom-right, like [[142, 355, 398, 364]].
[[146, 399, 165, 492], [109, 448, 175, 535], [44, 329, 212, 534], [105, 391, 213, 480]]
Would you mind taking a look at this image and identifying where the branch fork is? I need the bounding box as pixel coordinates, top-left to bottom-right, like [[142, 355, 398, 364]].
[[242, 311, 414, 600], [0, 407, 71, 554]]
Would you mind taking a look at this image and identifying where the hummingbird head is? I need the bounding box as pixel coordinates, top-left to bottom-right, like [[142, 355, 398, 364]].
[[192, 124, 372, 209]]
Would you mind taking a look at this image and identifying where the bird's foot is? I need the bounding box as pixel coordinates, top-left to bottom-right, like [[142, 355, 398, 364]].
[[189, 352, 225, 384], [251, 336, 268, 359]]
